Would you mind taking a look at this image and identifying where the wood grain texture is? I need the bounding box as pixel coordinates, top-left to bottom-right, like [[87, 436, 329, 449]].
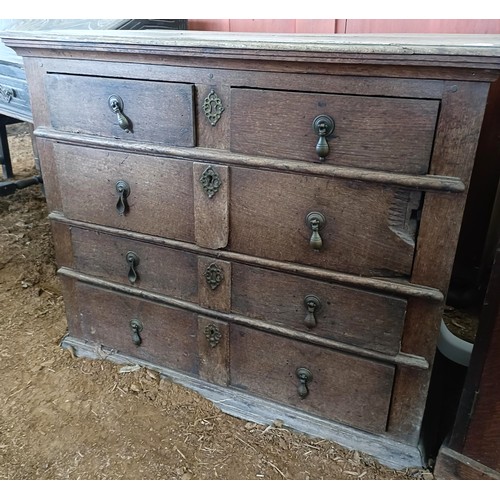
[[50, 212, 443, 302], [197, 256, 231, 313], [197, 316, 230, 386], [193, 162, 229, 249], [46, 73, 195, 146], [231, 88, 439, 173], [53, 143, 195, 242], [195, 83, 230, 150], [231, 263, 407, 355], [230, 325, 395, 433], [434, 446, 500, 480], [228, 167, 420, 277], [61, 278, 199, 374], [66, 224, 198, 303]]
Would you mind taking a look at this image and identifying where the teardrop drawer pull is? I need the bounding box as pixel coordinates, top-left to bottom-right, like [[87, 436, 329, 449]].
[[312, 114, 335, 161], [304, 295, 321, 329], [129, 319, 143, 346], [108, 94, 132, 133], [296, 367, 313, 399], [126, 251, 140, 284], [306, 211, 326, 250], [115, 180, 130, 216]]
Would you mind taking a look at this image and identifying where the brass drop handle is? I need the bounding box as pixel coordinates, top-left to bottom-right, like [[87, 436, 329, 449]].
[[115, 180, 130, 216], [304, 295, 321, 329], [126, 251, 140, 284], [296, 368, 313, 399], [312, 115, 335, 161], [108, 94, 132, 133], [306, 212, 326, 250], [130, 319, 143, 346]]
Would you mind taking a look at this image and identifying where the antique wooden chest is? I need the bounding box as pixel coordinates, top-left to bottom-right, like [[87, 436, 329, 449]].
[[4, 31, 500, 468]]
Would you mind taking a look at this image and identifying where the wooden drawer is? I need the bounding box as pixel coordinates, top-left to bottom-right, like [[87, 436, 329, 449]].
[[0, 62, 31, 122], [230, 325, 395, 433], [61, 278, 199, 374], [228, 167, 421, 277], [46, 73, 195, 146], [231, 263, 407, 355], [230, 88, 439, 174], [65, 225, 199, 302], [52, 143, 195, 242]]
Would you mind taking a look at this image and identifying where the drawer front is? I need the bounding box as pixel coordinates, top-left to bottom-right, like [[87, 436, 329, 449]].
[[68, 226, 199, 302], [230, 325, 395, 433], [229, 167, 420, 277], [63, 279, 199, 374], [231, 264, 407, 355], [46, 74, 195, 146], [230, 88, 439, 174], [0, 64, 31, 122], [53, 143, 195, 242]]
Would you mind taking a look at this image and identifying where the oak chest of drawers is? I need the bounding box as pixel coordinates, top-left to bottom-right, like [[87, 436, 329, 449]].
[[5, 31, 500, 468]]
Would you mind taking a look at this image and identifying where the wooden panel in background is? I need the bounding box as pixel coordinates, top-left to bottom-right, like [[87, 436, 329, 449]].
[[187, 19, 500, 35]]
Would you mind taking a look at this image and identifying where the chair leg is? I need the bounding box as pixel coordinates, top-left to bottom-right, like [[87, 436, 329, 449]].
[[0, 122, 14, 179]]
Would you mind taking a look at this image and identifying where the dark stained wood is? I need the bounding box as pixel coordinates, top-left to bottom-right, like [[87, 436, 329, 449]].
[[52, 142, 195, 242], [50, 212, 444, 302], [196, 83, 230, 150], [8, 30, 500, 466], [46, 73, 195, 146], [197, 316, 230, 386], [434, 446, 500, 480], [231, 88, 439, 173], [434, 240, 500, 478], [49, 220, 74, 269], [34, 137, 61, 213], [229, 167, 420, 277], [197, 256, 231, 313], [35, 127, 466, 194], [58, 267, 428, 370], [27, 56, 449, 100], [61, 277, 199, 375], [387, 81, 491, 443], [231, 263, 407, 355], [230, 324, 395, 433], [65, 224, 199, 303], [193, 162, 229, 249]]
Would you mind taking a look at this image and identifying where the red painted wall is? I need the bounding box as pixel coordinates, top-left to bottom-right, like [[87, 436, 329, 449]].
[[187, 19, 500, 34]]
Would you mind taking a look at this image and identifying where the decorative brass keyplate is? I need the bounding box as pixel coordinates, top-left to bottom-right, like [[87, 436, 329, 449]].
[[199, 165, 222, 199], [204, 323, 222, 348], [203, 90, 225, 126], [204, 263, 224, 290]]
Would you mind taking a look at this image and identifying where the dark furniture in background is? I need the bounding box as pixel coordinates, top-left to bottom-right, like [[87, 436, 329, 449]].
[[434, 237, 500, 479]]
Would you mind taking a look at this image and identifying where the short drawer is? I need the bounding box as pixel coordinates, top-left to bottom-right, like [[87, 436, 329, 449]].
[[231, 264, 407, 355], [230, 88, 439, 174], [65, 225, 199, 302], [52, 143, 195, 242], [230, 325, 395, 433], [61, 278, 199, 374], [46, 73, 195, 146], [229, 167, 421, 278]]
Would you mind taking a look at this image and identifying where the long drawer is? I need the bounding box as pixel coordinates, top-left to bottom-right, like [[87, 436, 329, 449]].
[[230, 88, 439, 174], [228, 166, 421, 278], [230, 325, 395, 433]]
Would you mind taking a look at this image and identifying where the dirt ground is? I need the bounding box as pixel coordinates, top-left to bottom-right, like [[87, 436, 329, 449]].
[[0, 123, 447, 481]]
